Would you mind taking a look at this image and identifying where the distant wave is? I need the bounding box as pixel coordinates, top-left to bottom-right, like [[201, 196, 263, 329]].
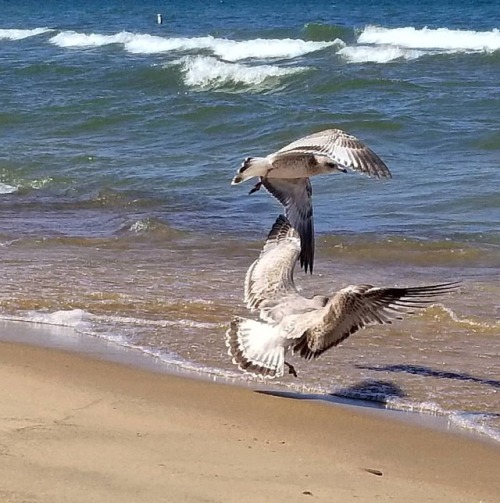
[[359, 26, 500, 53], [50, 30, 340, 61], [0, 27, 52, 40], [175, 55, 308, 91]]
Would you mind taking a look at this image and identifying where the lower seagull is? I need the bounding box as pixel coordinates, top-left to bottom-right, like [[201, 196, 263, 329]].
[[225, 215, 459, 379]]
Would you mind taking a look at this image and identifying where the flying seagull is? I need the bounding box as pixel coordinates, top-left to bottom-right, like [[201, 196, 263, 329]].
[[231, 128, 391, 273], [225, 215, 459, 379]]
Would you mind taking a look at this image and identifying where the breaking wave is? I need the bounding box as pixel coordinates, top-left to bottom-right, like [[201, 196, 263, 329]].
[[175, 55, 308, 90], [50, 30, 340, 61], [0, 27, 52, 40], [49, 30, 135, 48], [358, 26, 500, 53], [126, 34, 339, 61], [337, 26, 500, 64], [0, 182, 17, 194], [338, 45, 424, 63]]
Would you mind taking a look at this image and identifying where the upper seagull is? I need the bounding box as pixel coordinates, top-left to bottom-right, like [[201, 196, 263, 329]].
[[225, 215, 459, 379], [231, 128, 391, 273]]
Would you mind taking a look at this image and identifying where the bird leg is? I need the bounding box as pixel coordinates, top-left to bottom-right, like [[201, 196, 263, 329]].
[[285, 361, 298, 378], [248, 177, 264, 195]]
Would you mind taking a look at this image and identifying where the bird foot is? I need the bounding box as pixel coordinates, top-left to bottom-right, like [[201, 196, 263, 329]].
[[248, 180, 263, 195], [285, 361, 298, 378]]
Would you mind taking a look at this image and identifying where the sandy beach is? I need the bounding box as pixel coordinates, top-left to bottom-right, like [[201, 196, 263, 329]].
[[0, 328, 498, 503]]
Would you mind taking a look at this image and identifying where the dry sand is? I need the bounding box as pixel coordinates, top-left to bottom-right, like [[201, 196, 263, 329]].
[[0, 337, 499, 503]]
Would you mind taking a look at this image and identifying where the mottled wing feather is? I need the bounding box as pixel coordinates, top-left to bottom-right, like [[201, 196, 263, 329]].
[[244, 215, 301, 313], [277, 128, 391, 179], [293, 282, 459, 360], [262, 178, 314, 273]]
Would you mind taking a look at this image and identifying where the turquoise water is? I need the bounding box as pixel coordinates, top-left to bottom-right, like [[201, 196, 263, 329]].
[[0, 0, 499, 441]]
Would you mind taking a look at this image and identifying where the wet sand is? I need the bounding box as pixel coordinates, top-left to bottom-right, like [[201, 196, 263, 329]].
[[0, 327, 499, 503]]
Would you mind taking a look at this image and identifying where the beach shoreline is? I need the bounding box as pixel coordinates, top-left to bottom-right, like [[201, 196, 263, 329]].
[[0, 320, 499, 502], [0, 318, 487, 442]]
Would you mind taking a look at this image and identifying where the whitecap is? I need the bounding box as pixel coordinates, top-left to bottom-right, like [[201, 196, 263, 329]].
[[176, 55, 307, 90], [359, 26, 500, 53], [124, 34, 217, 54], [0, 182, 17, 194], [208, 37, 341, 61], [55, 30, 341, 61], [338, 45, 424, 63], [50, 30, 136, 48], [0, 27, 52, 41]]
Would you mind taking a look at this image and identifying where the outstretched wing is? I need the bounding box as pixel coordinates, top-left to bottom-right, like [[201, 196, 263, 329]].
[[293, 282, 460, 360], [262, 178, 314, 273], [245, 215, 302, 316], [277, 128, 391, 179]]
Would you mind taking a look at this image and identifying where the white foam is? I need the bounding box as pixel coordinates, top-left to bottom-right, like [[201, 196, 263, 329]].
[[29, 177, 53, 189], [50, 30, 136, 48], [381, 397, 500, 443], [177, 55, 306, 90], [0, 28, 52, 40], [1, 309, 90, 330], [434, 305, 499, 330], [128, 219, 151, 233], [359, 26, 500, 53], [1, 177, 52, 192], [90, 312, 219, 330], [448, 412, 500, 443], [126, 33, 338, 61], [124, 34, 216, 54], [338, 45, 424, 63], [385, 397, 445, 415], [50, 30, 339, 61], [208, 37, 340, 62], [0, 182, 17, 194]]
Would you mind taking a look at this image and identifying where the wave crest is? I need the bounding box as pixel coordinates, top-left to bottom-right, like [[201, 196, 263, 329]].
[[176, 55, 307, 91], [50, 30, 136, 48], [0, 182, 17, 195], [0, 27, 52, 40], [49, 30, 340, 61], [126, 34, 339, 61], [359, 26, 500, 53], [338, 45, 424, 63]]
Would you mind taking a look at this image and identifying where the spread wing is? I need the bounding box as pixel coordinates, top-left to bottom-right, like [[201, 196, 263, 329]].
[[245, 215, 303, 319], [262, 178, 314, 274], [277, 128, 391, 179], [292, 282, 459, 360]]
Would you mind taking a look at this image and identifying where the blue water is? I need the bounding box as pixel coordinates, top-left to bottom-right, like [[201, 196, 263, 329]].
[[0, 0, 499, 442]]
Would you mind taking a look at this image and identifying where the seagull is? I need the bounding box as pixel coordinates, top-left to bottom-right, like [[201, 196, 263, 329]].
[[231, 128, 391, 273], [225, 215, 459, 379]]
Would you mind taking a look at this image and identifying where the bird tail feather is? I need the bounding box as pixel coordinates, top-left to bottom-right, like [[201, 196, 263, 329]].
[[225, 317, 285, 378]]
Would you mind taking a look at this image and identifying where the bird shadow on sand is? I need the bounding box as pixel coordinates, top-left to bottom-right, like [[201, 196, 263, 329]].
[[355, 364, 500, 389], [256, 379, 406, 410]]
